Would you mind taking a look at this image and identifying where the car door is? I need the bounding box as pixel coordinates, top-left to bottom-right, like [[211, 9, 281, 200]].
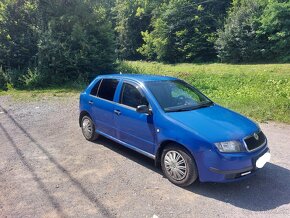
[[114, 81, 156, 154], [89, 78, 119, 138]]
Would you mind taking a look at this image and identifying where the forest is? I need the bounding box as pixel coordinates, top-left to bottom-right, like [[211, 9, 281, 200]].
[[0, 0, 289, 89]]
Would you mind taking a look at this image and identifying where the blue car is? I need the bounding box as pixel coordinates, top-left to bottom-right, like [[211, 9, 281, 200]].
[[79, 74, 270, 187]]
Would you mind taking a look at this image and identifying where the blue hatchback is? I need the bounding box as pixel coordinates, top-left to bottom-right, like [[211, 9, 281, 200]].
[[79, 74, 270, 186]]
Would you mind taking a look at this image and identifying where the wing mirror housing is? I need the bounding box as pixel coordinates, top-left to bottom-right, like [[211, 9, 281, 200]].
[[136, 105, 152, 115]]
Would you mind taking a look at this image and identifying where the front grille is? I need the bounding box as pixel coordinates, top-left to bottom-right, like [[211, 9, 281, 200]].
[[244, 131, 266, 151]]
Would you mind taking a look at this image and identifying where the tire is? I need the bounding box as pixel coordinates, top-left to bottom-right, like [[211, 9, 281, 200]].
[[161, 144, 198, 187], [81, 115, 99, 141]]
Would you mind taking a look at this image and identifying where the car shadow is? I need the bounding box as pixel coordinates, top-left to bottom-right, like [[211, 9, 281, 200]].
[[95, 137, 290, 211], [186, 163, 290, 211], [94, 136, 161, 175]]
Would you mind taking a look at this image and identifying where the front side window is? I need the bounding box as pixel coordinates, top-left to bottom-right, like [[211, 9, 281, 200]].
[[146, 80, 213, 112], [97, 79, 119, 101], [120, 83, 148, 108]]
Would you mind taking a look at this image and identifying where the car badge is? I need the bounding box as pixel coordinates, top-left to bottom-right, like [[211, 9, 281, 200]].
[[253, 133, 259, 140]]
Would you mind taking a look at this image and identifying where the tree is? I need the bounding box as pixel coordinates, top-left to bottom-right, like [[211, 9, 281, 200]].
[[215, 0, 267, 63], [114, 0, 159, 60], [0, 0, 38, 70], [258, 0, 290, 62], [37, 0, 116, 83], [138, 0, 230, 63]]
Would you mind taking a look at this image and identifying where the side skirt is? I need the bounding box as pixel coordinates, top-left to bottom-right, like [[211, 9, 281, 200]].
[[95, 130, 156, 160]]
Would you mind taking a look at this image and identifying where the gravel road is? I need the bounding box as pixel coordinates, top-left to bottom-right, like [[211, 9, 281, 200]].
[[0, 95, 289, 218]]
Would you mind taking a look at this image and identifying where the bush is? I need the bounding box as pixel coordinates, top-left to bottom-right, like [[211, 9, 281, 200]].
[[20, 68, 42, 88], [0, 0, 38, 70], [0, 0, 117, 88], [0, 67, 9, 91], [37, 0, 116, 85], [138, 0, 230, 63], [258, 0, 290, 62], [215, 0, 266, 63], [216, 0, 290, 63]]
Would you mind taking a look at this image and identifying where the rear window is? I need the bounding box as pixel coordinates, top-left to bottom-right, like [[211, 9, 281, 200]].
[[97, 79, 119, 101]]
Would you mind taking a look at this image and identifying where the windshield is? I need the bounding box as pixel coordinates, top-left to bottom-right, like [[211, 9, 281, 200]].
[[145, 80, 213, 112]]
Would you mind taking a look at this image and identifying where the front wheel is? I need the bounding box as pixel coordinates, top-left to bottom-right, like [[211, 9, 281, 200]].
[[161, 145, 198, 187], [81, 115, 99, 141]]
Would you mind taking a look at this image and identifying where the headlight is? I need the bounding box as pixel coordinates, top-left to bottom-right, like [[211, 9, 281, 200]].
[[214, 141, 243, 153]]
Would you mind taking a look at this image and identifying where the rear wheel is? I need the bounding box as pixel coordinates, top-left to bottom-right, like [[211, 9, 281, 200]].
[[81, 115, 99, 141], [161, 145, 197, 187]]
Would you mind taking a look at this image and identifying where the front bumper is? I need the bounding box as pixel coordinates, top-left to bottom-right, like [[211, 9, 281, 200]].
[[196, 145, 269, 182]]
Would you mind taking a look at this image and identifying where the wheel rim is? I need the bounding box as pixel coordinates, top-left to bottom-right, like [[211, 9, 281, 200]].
[[164, 151, 187, 181], [82, 118, 93, 139]]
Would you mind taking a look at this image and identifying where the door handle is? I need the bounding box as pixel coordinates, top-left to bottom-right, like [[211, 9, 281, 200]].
[[114, 109, 121, 116], [88, 100, 93, 105]]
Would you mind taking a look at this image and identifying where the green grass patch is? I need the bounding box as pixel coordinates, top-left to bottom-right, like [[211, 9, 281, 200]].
[[0, 86, 83, 101], [118, 61, 290, 124]]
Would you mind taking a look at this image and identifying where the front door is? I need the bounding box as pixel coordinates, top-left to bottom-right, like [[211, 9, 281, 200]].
[[114, 81, 156, 154]]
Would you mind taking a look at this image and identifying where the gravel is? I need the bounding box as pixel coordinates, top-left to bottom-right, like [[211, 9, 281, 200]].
[[0, 95, 289, 218]]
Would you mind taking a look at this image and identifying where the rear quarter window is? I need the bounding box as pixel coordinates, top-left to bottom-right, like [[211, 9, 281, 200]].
[[97, 79, 119, 101]]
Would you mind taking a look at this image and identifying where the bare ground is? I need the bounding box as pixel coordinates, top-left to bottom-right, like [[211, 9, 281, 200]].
[[0, 95, 289, 218]]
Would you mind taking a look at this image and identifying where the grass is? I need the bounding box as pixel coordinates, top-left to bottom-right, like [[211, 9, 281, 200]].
[[0, 86, 83, 101], [1, 61, 289, 123], [118, 61, 290, 124]]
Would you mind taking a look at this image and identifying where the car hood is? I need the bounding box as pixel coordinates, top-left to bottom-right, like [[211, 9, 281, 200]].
[[165, 104, 258, 143]]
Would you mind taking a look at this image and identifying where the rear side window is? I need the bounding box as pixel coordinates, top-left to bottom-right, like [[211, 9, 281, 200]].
[[97, 79, 119, 101], [120, 83, 148, 108], [90, 79, 102, 96]]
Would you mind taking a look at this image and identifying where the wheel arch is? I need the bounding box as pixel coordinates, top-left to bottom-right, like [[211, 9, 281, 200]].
[[155, 140, 197, 168], [79, 110, 91, 127]]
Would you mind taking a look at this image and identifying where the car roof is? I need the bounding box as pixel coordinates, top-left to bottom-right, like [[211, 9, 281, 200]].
[[97, 74, 177, 83]]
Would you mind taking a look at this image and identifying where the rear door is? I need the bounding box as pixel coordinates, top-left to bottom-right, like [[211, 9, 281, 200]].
[[89, 78, 119, 137], [114, 81, 156, 154]]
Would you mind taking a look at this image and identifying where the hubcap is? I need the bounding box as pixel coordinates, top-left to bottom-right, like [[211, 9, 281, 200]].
[[82, 118, 93, 139], [164, 151, 187, 181]]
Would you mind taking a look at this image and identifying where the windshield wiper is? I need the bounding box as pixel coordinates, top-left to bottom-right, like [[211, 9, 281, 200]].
[[194, 101, 214, 109], [165, 106, 198, 112], [165, 101, 214, 112]]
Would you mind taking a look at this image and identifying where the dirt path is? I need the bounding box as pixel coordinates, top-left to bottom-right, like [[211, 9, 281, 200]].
[[0, 95, 289, 218]]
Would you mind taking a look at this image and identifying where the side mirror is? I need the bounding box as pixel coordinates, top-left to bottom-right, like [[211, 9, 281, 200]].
[[136, 105, 152, 115]]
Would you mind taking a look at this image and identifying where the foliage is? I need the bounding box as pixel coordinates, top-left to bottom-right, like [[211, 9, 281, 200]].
[[215, 0, 266, 63], [138, 0, 230, 63], [20, 68, 42, 88], [0, 0, 38, 69], [0, 0, 289, 90], [114, 0, 158, 60], [37, 0, 116, 84], [0, 66, 8, 90], [216, 0, 290, 63], [0, 0, 116, 88], [258, 0, 290, 62], [118, 61, 290, 123]]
